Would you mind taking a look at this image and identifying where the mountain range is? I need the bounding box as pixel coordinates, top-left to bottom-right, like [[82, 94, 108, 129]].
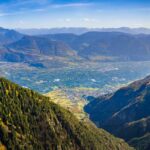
[[16, 27, 150, 35], [85, 75, 150, 150], [1, 27, 150, 65], [0, 78, 133, 150], [42, 32, 150, 61]]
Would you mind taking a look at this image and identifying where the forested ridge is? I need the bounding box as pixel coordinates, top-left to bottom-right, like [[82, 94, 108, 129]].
[[0, 78, 133, 150]]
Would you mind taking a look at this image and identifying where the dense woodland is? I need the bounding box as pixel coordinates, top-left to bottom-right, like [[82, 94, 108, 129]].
[[0, 78, 133, 150]]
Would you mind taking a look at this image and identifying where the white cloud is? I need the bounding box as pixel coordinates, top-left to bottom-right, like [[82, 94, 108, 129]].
[[51, 3, 93, 8], [0, 12, 23, 17]]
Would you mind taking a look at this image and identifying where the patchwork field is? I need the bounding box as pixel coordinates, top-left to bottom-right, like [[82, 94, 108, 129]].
[[45, 89, 88, 121]]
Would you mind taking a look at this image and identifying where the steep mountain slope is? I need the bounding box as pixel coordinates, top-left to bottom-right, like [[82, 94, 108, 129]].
[[73, 32, 150, 59], [0, 46, 36, 62], [0, 27, 77, 64], [41, 32, 150, 61], [0, 78, 133, 150], [0, 28, 24, 62], [40, 33, 78, 46], [85, 75, 150, 150], [0, 34, 79, 65], [0, 27, 23, 45], [7, 36, 76, 57]]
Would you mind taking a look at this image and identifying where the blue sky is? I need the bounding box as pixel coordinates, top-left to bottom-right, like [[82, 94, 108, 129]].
[[0, 0, 150, 28]]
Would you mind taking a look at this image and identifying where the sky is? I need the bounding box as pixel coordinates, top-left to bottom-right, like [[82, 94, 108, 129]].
[[0, 0, 150, 28]]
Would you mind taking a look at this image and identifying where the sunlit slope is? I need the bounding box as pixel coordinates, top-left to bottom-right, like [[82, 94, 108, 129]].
[[45, 89, 88, 121], [0, 78, 134, 150]]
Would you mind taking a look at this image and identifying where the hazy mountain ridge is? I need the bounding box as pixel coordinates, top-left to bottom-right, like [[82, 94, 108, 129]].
[[0, 77, 133, 150], [85, 75, 150, 150], [40, 32, 150, 61], [16, 27, 150, 35], [0, 28, 81, 67], [1, 27, 150, 64]]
